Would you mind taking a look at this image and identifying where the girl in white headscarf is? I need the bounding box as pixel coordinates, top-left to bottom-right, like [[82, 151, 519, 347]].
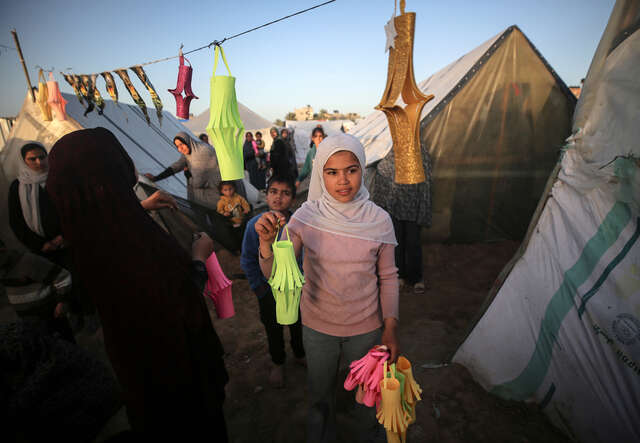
[[255, 133, 400, 443]]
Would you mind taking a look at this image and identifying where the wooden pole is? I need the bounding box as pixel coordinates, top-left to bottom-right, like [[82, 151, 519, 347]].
[[11, 29, 35, 103]]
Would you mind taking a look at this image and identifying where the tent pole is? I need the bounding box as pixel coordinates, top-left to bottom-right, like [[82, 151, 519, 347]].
[[11, 29, 35, 103]]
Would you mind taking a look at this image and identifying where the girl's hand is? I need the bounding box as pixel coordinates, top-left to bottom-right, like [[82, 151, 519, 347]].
[[381, 317, 399, 362], [254, 211, 286, 244]]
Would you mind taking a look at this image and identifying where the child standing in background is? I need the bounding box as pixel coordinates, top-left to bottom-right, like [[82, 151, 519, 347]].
[[255, 131, 267, 171]]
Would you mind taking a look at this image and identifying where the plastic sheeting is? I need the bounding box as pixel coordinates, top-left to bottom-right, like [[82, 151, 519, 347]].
[[454, 2, 640, 441], [352, 26, 576, 241]]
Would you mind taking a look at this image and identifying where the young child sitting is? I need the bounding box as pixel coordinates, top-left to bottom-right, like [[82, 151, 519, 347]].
[[255, 134, 399, 442], [217, 181, 250, 228], [240, 175, 305, 388]]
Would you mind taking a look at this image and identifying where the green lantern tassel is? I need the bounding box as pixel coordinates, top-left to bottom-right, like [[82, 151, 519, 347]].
[[206, 45, 245, 180], [268, 226, 305, 325]]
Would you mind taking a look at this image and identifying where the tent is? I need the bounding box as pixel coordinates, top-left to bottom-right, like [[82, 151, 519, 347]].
[[351, 25, 577, 242], [0, 93, 262, 251], [453, 1, 640, 442], [182, 102, 272, 134]]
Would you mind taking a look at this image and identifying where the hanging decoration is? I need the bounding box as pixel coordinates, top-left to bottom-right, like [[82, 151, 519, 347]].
[[79, 74, 104, 115], [206, 45, 245, 180], [46, 72, 67, 121], [203, 251, 235, 319], [168, 49, 198, 120], [76, 75, 95, 116], [114, 69, 150, 124], [268, 225, 304, 325], [45, 2, 336, 127], [61, 73, 84, 104], [131, 65, 163, 125], [100, 72, 119, 102], [375, 0, 434, 184], [36, 69, 52, 121], [89, 74, 106, 113]]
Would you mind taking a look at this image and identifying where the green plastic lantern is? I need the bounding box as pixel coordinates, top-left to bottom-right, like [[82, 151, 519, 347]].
[[268, 226, 305, 325], [206, 45, 245, 180]]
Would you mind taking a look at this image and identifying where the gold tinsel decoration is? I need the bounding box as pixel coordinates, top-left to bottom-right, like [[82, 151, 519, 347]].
[[376, 0, 434, 184]]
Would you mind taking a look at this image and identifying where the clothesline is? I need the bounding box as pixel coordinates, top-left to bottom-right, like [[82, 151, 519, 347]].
[[112, 0, 336, 71]]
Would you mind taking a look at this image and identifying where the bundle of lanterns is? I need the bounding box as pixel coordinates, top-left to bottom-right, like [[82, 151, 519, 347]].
[[344, 347, 422, 443]]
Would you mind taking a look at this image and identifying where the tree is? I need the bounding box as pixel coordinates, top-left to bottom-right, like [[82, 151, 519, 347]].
[[312, 113, 319, 120], [333, 110, 339, 114], [285, 112, 296, 121], [274, 119, 285, 127]]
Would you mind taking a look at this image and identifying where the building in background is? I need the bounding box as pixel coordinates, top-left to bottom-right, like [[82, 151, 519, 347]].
[[294, 105, 313, 121]]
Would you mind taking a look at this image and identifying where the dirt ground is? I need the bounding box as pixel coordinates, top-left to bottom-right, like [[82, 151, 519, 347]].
[[2, 238, 571, 443], [206, 240, 569, 443]]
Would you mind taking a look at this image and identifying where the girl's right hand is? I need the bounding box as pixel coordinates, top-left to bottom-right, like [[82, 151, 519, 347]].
[[255, 211, 286, 244]]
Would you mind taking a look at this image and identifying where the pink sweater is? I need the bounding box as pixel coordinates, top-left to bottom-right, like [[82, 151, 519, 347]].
[[260, 217, 399, 337]]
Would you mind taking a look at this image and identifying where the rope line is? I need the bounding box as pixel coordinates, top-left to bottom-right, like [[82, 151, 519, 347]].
[[113, 0, 335, 70]]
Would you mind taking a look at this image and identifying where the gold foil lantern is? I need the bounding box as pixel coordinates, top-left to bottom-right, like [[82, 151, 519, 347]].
[[376, 1, 434, 184]]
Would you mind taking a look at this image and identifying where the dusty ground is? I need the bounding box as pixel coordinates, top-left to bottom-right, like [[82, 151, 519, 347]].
[[2, 238, 571, 443], [207, 240, 569, 443]]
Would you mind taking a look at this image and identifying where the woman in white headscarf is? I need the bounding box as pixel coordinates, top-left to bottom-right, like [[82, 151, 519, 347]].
[[255, 134, 400, 443], [8, 142, 66, 260]]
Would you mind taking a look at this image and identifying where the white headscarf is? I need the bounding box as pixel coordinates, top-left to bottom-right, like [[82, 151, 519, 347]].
[[292, 134, 397, 245], [17, 142, 48, 236]]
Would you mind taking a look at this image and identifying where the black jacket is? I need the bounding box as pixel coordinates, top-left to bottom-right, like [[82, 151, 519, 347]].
[[8, 179, 62, 253]]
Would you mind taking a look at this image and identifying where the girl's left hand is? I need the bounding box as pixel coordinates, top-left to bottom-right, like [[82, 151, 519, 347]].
[[381, 317, 399, 362]]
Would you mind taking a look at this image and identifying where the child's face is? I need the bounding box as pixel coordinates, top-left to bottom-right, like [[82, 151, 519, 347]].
[[322, 151, 362, 203], [266, 181, 294, 212], [221, 184, 235, 197], [256, 133, 262, 140]]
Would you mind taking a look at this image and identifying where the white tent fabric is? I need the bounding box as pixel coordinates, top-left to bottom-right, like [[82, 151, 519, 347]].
[[350, 30, 502, 166], [453, 2, 640, 442], [0, 93, 262, 248]]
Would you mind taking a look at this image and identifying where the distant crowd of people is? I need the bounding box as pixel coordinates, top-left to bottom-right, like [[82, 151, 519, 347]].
[[3, 123, 432, 442]]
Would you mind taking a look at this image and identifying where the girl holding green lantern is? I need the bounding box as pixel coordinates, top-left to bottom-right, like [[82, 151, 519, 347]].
[[255, 133, 400, 443]]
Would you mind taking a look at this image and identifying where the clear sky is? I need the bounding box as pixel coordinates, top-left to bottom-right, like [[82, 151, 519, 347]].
[[0, 0, 615, 123]]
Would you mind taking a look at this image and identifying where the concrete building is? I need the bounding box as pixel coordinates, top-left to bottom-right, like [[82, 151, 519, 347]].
[[294, 105, 313, 121]]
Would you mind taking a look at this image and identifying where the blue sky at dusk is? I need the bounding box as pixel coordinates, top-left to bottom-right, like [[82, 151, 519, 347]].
[[0, 0, 615, 122]]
